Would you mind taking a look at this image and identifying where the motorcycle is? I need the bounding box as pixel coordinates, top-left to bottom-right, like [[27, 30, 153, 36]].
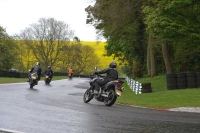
[[45, 75, 51, 85], [28, 72, 38, 89], [83, 67, 125, 106], [68, 73, 72, 79]]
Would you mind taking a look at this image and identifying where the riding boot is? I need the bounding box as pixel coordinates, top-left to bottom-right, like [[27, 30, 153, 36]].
[[97, 87, 102, 98]]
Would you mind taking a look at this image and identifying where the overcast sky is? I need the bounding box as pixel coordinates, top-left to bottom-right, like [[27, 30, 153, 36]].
[[0, 0, 104, 41]]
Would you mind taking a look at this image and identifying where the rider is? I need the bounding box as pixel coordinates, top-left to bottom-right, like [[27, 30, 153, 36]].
[[28, 62, 42, 84], [44, 65, 54, 82], [68, 67, 74, 77], [94, 61, 118, 95]]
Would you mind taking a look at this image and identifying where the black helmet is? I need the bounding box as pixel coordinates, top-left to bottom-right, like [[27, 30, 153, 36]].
[[36, 62, 40, 66], [109, 62, 117, 68]]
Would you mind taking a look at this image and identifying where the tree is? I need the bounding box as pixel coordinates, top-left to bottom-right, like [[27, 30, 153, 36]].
[[58, 37, 100, 74], [20, 18, 74, 70], [144, 0, 200, 43], [0, 26, 18, 70], [147, 34, 158, 76], [143, 0, 200, 73], [86, 0, 147, 76]]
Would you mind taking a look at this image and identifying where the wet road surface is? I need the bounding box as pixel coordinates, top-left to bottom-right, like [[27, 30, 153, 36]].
[[0, 78, 200, 133]]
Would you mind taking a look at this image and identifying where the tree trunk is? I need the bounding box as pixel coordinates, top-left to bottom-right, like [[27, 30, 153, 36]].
[[149, 34, 157, 77], [147, 34, 151, 76], [162, 43, 173, 74]]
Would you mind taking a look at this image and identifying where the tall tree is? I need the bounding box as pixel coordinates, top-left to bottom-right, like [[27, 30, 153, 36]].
[[0, 26, 18, 70], [143, 0, 200, 73], [147, 34, 158, 76], [57, 37, 100, 74], [20, 18, 74, 70], [86, 0, 147, 76]]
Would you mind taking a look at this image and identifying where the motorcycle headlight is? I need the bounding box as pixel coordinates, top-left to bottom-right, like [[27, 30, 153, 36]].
[[31, 73, 38, 79]]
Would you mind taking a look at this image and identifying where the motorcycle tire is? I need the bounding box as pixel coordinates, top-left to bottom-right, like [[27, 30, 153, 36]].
[[45, 79, 49, 85], [83, 88, 93, 103], [30, 83, 34, 89], [104, 89, 117, 106]]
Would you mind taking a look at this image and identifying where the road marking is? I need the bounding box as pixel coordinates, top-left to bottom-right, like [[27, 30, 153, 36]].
[[0, 128, 25, 133]]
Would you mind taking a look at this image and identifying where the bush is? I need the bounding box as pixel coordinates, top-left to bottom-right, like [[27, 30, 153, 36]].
[[132, 61, 143, 77]]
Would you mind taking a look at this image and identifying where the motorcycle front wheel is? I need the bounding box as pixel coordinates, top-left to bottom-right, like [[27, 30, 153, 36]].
[[104, 89, 117, 106], [30, 83, 34, 89], [83, 88, 93, 103], [45, 78, 49, 85]]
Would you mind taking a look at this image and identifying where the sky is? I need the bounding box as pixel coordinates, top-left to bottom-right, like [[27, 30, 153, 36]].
[[0, 0, 105, 41]]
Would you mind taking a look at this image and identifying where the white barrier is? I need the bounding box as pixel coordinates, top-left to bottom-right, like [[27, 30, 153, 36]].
[[126, 76, 142, 94]]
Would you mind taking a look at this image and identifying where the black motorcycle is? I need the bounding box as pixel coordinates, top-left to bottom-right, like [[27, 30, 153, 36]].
[[83, 67, 125, 106], [44, 75, 51, 85], [28, 72, 38, 89]]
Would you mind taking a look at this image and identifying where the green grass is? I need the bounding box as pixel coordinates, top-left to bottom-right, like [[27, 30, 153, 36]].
[[1, 75, 200, 109], [117, 74, 200, 109]]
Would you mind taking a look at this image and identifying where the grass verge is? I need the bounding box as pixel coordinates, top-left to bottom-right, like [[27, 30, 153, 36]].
[[117, 74, 200, 109]]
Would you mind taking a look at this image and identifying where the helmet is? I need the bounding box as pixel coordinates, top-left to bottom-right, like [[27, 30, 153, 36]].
[[48, 66, 51, 69], [36, 62, 40, 66], [109, 62, 117, 68]]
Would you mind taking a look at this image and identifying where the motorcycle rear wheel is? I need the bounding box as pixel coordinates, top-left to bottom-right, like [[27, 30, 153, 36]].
[[83, 88, 93, 103], [104, 89, 117, 106]]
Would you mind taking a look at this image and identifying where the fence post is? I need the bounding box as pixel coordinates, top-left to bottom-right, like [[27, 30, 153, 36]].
[[125, 76, 142, 94]]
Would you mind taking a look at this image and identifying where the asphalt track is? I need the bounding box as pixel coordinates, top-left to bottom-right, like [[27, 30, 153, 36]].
[[0, 78, 200, 133]]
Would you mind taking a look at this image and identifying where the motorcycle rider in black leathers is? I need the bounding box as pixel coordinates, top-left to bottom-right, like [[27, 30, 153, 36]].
[[28, 62, 42, 84], [44, 66, 54, 82], [94, 62, 118, 96]]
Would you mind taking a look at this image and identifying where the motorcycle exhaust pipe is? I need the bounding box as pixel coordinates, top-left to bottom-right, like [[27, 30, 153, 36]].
[[101, 93, 108, 97]]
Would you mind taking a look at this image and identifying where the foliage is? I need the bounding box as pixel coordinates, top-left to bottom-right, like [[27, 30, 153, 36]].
[[121, 65, 133, 77], [143, 0, 200, 43], [17, 18, 101, 74], [141, 0, 200, 74], [8, 38, 120, 75], [3, 0, 200, 77], [132, 61, 143, 77], [86, 0, 147, 71], [19, 18, 74, 70], [172, 42, 200, 72], [0, 26, 18, 70], [58, 38, 100, 74]]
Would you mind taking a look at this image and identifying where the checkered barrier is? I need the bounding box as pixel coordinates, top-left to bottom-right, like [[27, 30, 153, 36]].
[[126, 76, 142, 94]]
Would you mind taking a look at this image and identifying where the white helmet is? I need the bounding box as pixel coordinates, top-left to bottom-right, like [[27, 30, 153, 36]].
[[36, 62, 40, 66]]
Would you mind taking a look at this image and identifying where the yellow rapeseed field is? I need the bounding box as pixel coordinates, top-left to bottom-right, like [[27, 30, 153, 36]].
[[81, 41, 118, 69]]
